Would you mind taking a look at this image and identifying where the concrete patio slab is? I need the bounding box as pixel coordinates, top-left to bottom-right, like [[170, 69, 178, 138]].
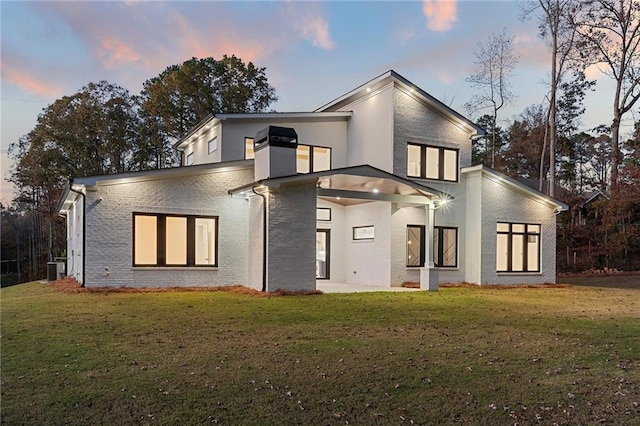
[[317, 282, 420, 293]]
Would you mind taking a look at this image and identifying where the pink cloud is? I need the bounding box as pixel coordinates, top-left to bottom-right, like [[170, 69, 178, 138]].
[[296, 14, 335, 50], [0, 62, 62, 98], [165, 9, 264, 63], [99, 36, 141, 68], [36, 1, 285, 77], [423, 0, 457, 32], [282, 2, 335, 50]]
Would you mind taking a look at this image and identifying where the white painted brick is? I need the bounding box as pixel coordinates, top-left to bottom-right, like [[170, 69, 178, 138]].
[[265, 182, 317, 291], [82, 167, 254, 288]]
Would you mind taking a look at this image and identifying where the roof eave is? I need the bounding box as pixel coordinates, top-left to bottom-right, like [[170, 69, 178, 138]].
[[173, 114, 218, 150], [461, 165, 569, 211], [315, 70, 485, 136], [228, 164, 450, 201]]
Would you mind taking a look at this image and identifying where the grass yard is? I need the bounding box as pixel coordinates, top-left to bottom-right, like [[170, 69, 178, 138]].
[[1, 279, 639, 425]]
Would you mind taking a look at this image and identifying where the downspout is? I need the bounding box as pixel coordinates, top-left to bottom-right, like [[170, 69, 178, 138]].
[[68, 184, 86, 287], [252, 187, 268, 292]]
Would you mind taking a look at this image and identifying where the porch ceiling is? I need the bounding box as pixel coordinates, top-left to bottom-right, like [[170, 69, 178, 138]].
[[228, 164, 451, 206], [316, 173, 437, 205]]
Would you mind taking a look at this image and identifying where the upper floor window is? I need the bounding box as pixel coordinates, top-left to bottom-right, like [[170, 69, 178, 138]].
[[496, 223, 540, 272], [245, 137, 331, 173], [297, 145, 331, 173], [208, 137, 218, 154], [245, 137, 255, 159], [407, 143, 458, 182], [186, 152, 194, 166]]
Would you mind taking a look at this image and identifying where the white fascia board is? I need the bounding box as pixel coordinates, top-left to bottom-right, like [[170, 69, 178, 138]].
[[314, 71, 395, 112], [57, 184, 84, 214], [461, 165, 569, 211], [174, 115, 221, 150], [315, 70, 485, 136], [73, 160, 254, 188], [215, 111, 352, 121]]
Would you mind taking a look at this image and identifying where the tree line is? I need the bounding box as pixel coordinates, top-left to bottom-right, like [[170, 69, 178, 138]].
[[465, 0, 640, 271], [2, 55, 277, 284]]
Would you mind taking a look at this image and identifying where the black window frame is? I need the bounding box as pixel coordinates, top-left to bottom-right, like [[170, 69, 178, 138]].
[[316, 228, 331, 280], [406, 224, 426, 267], [132, 213, 219, 267], [297, 144, 332, 173], [407, 143, 459, 182], [434, 226, 458, 268], [317, 207, 332, 221], [496, 222, 541, 273]]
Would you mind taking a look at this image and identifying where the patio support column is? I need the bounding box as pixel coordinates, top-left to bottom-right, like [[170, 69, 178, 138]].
[[265, 182, 317, 292], [420, 202, 439, 291]]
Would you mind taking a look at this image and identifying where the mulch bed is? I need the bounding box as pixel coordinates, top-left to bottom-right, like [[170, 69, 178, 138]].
[[48, 276, 322, 296], [401, 281, 571, 289]]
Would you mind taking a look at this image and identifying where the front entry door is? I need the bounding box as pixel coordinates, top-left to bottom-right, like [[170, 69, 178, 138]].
[[316, 229, 330, 279]]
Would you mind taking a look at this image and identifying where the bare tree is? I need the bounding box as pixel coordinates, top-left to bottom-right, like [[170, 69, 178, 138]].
[[465, 29, 520, 168], [523, 0, 580, 197], [570, 0, 640, 194]]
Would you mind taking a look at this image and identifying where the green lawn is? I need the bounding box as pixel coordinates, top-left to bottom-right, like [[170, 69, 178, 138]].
[[2, 281, 639, 425]]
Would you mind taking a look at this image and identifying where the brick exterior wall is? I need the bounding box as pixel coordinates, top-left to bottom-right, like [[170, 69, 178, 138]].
[[82, 167, 254, 287], [248, 195, 265, 291], [479, 175, 557, 284], [265, 182, 317, 292], [390, 204, 425, 286], [393, 86, 473, 178], [464, 168, 558, 285]]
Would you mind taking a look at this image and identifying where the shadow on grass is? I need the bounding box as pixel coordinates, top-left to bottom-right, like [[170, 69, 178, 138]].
[[559, 273, 640, 290]]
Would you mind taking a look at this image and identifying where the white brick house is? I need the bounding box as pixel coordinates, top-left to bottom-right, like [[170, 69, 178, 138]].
[[58, 71, 567, 291]]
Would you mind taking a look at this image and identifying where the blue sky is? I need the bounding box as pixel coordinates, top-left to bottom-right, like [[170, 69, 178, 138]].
[[0, 0, 621, 204]]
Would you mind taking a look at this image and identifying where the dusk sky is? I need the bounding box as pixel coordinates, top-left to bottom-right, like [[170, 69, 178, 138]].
[[0, 0, 626, 204]]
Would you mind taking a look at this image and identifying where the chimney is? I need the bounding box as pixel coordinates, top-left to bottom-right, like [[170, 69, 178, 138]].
[[253, 126, 298, 180]]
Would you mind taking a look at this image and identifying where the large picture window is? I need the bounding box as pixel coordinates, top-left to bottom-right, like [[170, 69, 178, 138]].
[[434, 226, 457, 268], [133, 213, 218, 267], [407, 143, 458, 182], [496, 223, 540, 272]]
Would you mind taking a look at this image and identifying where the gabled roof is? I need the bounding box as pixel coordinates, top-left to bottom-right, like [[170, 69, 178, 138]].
[[462, 165, 569, 211], [581, 190, 608, 206], [174, 70, 484, 150], [314, 70, 485, 136]]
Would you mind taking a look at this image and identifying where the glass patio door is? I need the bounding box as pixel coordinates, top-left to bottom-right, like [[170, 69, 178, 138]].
[[316, 229, 330, 279]]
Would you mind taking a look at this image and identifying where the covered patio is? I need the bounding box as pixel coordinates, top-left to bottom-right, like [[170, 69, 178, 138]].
[[230, 165, 452, 293]]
